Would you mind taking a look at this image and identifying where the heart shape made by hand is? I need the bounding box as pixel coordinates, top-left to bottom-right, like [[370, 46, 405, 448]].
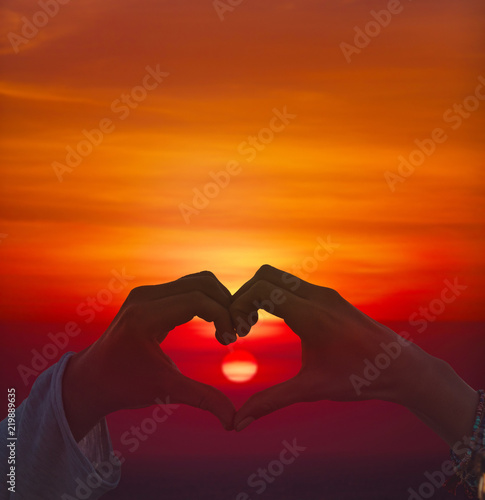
[[63, 264, 421, 440]]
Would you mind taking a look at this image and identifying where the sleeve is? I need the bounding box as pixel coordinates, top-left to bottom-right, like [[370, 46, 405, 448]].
[[1, 352, 121, 500]]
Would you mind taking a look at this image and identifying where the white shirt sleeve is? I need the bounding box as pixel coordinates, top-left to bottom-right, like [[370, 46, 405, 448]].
[[1, 352, 121, 499]]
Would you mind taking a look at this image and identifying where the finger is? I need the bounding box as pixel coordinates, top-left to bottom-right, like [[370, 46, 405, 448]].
[[234, 375, 303, 431], [128, 271, 232, 308], [230, 279, 307, 337], [132, 291, 237, 345], [177, 271, 232, 301], [171, 373, 236, 430], [232, 264, 314, 303]]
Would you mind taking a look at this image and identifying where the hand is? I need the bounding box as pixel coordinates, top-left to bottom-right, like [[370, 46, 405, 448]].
[[62, 271, 238, 441], [230, 265, 478, 446]]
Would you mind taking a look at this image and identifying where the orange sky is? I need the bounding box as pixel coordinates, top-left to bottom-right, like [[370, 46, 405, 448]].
[[0, 0, 484, 323]]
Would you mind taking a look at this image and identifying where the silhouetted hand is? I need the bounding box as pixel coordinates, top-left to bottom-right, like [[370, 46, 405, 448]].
[[231, 265, 478, 446], [63, 271, 238, 441]]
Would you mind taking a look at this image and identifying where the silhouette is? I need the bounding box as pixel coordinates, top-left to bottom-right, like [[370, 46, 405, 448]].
[[1, 266, 483, 499]]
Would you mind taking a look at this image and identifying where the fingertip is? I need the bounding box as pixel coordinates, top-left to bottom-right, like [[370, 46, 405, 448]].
[[222, 418, 235, 431], [210, 391, 237, 431], [235, 416, 254, 432], [207, 401, 236, 431], [230, 305, 259, 338], [236, 329, 249, 338], [216, 330, 237, 345], [235, 322, 254, 338]]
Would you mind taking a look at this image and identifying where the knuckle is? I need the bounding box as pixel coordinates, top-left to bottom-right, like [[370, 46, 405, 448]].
[[321, 286, 340, 300], [199, 270, 217, 280], [256, 264, 274, 277], [127, 285, 147, 301], [199, 275, 218, 290], [198, 275, 231, 306]]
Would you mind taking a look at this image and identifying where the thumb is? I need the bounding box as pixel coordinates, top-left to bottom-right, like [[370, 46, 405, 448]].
[[172, 374, 236, 430], [234, 376, 303, 431]]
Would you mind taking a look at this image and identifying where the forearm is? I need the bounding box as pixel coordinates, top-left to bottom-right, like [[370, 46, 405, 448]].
[[62, 347, 107, 442], [391, 345, 478, 448], [2, 354, 120, 498]]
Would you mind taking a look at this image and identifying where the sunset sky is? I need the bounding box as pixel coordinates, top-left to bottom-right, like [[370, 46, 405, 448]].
[[1, 0, 484, 326], [1, 3, 484, 498]]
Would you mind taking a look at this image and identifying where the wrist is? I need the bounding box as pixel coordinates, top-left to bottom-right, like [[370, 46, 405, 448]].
[[389, 345, 478, 446], [388, 343, 443, 407]]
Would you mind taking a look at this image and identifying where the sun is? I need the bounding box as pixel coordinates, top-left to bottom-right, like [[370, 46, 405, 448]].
[[222, 350, 258, 383]]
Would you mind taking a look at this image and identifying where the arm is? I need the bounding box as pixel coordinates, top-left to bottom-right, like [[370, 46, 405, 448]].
[[230, 265, 479, 448], [2, 271, 237, 499], [62, 271, 237, 442], [396, 355, 478, 449], [0, 353, 121, 499]]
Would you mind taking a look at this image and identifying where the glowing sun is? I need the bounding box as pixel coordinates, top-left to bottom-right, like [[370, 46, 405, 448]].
[[222, 350, 258, 383]]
